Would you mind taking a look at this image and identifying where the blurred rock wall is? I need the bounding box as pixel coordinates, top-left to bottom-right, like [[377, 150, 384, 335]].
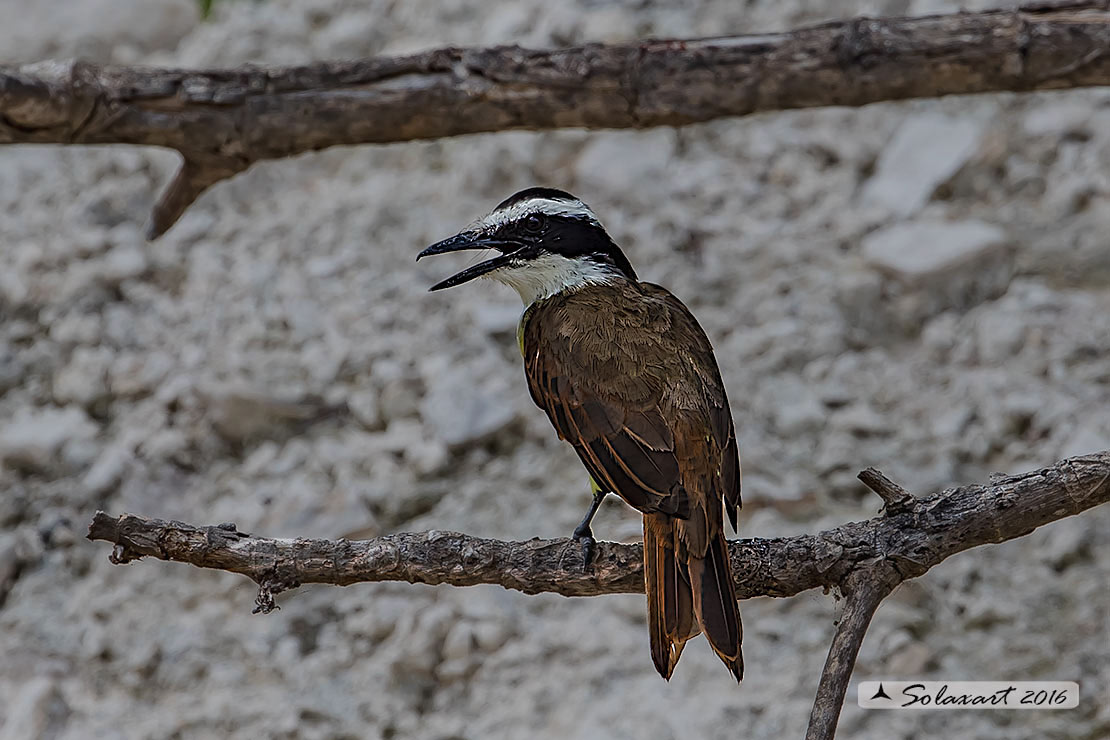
[[1, 1, 1108, 739]]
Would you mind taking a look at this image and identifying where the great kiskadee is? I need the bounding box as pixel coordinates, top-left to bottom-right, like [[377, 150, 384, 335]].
[[417, 188, 743, 682]]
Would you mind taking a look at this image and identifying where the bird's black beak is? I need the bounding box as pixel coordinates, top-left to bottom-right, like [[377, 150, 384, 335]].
[[417, 232, 521, 291]]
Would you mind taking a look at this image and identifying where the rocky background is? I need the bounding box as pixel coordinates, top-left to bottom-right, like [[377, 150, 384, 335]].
[[1, 1, 1108, 738]]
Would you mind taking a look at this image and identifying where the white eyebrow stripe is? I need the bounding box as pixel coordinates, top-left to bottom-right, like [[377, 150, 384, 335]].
[[472, 197, 599, 231]]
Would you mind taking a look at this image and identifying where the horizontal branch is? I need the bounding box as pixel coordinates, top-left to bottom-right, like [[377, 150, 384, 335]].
[[86, 451, 1109, 740], [5, 1, 1110, 236], [87, 451, 1110, 601]]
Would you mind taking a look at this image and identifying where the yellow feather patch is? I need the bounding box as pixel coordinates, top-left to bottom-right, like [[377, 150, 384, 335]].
[[517, 303, 537, 358]]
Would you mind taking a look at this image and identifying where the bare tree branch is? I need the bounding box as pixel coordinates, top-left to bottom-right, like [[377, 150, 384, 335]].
[[857, 467, 916, 514], [85, 451, 1110, 598], [87, 451, 1109, 738], [806, 569, 898, 740], [149, 158, 246, 239], [4, 1, 1110, 236]]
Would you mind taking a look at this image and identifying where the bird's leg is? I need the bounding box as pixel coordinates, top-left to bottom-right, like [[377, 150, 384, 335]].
[[572, 481, 608, 567]]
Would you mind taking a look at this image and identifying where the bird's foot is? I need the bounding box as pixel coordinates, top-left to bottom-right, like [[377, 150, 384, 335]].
[[572, 524, 597, 569]]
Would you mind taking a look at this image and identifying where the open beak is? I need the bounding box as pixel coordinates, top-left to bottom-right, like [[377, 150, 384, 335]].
[[417, 232, 521, 291]]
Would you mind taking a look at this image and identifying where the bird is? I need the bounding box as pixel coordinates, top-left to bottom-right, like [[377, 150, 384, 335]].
[[417, 187, 743, 682]]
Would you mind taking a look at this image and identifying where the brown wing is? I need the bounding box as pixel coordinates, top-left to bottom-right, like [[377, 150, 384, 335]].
[[526, 339, 688, 517], [643, 284, 742, 531], [521, 281, 741, 529]]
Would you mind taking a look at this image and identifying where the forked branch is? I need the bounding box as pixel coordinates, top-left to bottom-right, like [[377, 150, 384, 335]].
[[806, 569, 898, 740], [88, 451, 1110, 739], [4, 1, 1110, 236]]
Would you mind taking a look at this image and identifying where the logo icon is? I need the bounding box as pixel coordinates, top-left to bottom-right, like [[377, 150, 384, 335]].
[[870, 683, 892, 701]]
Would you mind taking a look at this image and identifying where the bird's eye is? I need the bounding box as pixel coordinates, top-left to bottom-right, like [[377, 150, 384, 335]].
[[523, 214, 546, 234]]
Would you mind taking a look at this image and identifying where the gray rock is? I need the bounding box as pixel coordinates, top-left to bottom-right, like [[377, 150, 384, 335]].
[[861, 112, 986, 215], [0, 0, 197, 62], [850, 219, 1013, 335], [378, 376, 425, 423], [931, 406, 973, 438], [82, 444, 133, 494], [347, 388, 383, 431], [1022, 102, 1092, 137], [421, 374, 519, 450], [98, 241, 148, 285], [974, 312, 1026, 364], [0, 406, 98, 472], [59, 437, 102, 470], [0, 268, 30, 308], [831, 404, 891, 436], [574, 130, 677, 198], [52, 346, 111, 407], [410, 438, 450, 478], [0, 677, 68, 740], [109, 351, 174, 398], [48, 311, 101, 346], [441, 621, 477, 662], [386, 604, 455, 678], [774, 394, 826, 436], [200, 383, 327, 445], [313, 10, 384, 58], [0, 342, 25, 394], [813, 433, 857, 476], [885, 634, 934, 675], [1059, 420, 1110, 459], [863, 220, 1008, 281], [470, 302, 523, 336], [240, 440, 280, 476], [1039, 520, 1092, 570], [832, 268, 885, 343], [0, 528, 41, 604], [1019, 211, 1110, 289]]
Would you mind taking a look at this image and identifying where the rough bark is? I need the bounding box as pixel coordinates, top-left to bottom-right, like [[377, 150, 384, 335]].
[[86, 451, 1110, 599], [4, 1, 1110, 236], [806, 569, 898, 740], [87, 451, 1110, 738]]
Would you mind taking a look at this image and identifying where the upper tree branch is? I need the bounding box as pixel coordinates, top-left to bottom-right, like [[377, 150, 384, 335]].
[[5, 1, 1110, 236]]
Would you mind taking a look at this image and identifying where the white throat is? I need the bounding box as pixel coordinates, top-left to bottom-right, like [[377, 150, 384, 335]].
[[487, 253, 620, 305]]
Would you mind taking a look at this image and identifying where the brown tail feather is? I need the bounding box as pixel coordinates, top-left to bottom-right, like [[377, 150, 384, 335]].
[[688, 528, 744, 681], [644, 515, 697, 679], [644, 514, 743, 681]]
